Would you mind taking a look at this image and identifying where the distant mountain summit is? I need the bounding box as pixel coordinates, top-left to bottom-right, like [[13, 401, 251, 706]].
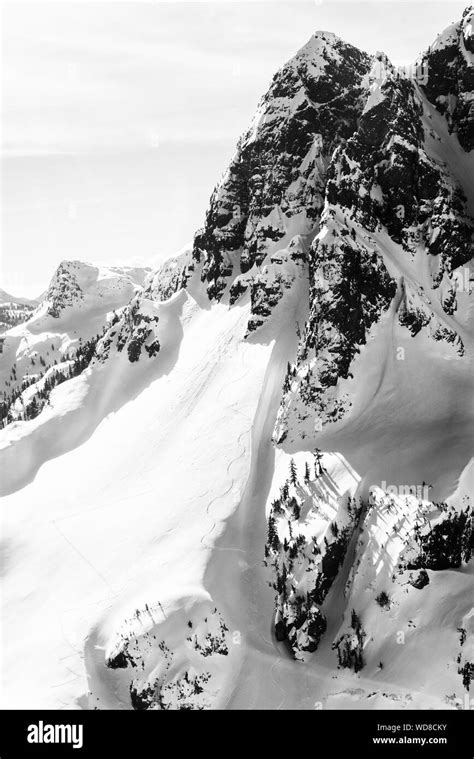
[[0, 261, 151, 427], [40, 260, 151, 319], [0, 289, 39, 332]]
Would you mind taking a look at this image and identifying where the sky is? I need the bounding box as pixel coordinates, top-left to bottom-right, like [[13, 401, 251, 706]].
[[1, 0, 469, 297]]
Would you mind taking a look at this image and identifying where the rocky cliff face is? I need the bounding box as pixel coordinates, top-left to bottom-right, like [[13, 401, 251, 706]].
[[95, 12, 473, 396], [274, 46, 472, 440], [96, 251, 190, 363], [421, 6, 474, 152], [190, 33, 372, 315]]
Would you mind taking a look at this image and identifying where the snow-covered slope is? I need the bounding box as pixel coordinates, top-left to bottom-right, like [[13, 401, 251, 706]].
[[0, 261, 151, 431], [0, 8, 473, 711], [1, 289, 277, 708]]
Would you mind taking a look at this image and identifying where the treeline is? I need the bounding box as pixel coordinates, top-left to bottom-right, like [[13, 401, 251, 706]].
[[0, 335, 99, 428], [407, 504, 472, 570]]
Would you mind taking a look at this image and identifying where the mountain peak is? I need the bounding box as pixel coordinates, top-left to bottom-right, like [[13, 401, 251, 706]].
[[40, 259, 151, 319], [303, 29, 340, 47], [425, 4, 473, 54], [294, 28, 366, 68], [462, 5, 473, 51]]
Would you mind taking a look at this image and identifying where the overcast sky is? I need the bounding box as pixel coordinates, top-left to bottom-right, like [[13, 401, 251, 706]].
[[1, 0, 468, 297]]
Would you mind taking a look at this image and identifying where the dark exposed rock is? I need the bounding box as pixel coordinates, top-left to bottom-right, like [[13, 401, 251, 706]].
[[421, 7, 474, 152], [191, 33, 372, 308], [274, 37, 472, 438], [409, 569, 430, 589], [106, 650, 129, 669], [44, 262, 84, 318]]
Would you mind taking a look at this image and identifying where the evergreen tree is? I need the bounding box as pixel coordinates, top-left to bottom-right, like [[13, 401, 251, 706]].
[[314, 448, 326, 477], [289, 458, 298, 487], [351, 609, 361, 632], [26, 395, 38, 420], [267, 515, 278, 549], [375, 590, 390, 609]]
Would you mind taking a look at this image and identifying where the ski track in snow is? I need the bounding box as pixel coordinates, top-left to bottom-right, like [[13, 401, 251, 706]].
[[200, 347, 253, 551], [203, 316, 302, 710]]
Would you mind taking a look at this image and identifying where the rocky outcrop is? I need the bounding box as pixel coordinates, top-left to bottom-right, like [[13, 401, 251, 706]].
[[264, 454, 362, 658], [275, 48, 472, 439], [421, 6, 474, 152], [102, 604, 230, 711], [333, 609, 366, 672], [96, 253, 190, 363], [327, 487, 472, 673], [44, 261, 85, 317], [191, 33, 373, 312]]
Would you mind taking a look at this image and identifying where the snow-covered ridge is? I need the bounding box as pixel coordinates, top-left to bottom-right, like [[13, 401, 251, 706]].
[[0, 288, 39, 308], [0, 260, 151, 429], [39, 260, 151, 319]]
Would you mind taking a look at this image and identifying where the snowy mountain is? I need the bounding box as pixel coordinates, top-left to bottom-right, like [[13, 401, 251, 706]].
[[0, 261, 151, 429], [0, 289, 39, 332], [0, 8, 473, 711]]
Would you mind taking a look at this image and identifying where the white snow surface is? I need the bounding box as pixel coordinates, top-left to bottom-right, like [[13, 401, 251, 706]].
[[0, 291, 275, 708], [1, 257, 472, 708]]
